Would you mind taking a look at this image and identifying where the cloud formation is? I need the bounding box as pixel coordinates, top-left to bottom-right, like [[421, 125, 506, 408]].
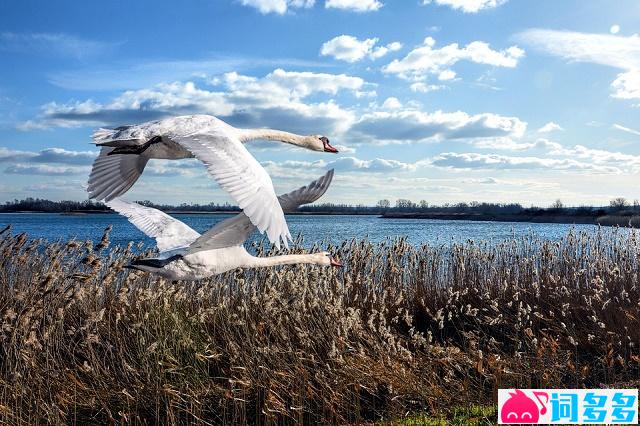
[[238, 0, 314, 14], [422, 0, 507, 13], [325, 0, 382, 12], [0, 147, 97, 165], [516, 29, 640, 99], [328, 156, 418, 172], [264, 155, 419, 173], [611, 70, 640, 100], [239, 0, 383, 13], [613, 123, 640, 136], [383, 37, 524, 81], [352, 109, 527, 142], [21, 69, 367, 135], [5, 164, 90, 176], [320, 35, 401, 62], [537, 121, 563, 133], [0, 146, 97, 176], [431, 152, 620, 173]]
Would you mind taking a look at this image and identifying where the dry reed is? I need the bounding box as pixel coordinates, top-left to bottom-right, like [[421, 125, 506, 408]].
[[0, 226, 638, 424]]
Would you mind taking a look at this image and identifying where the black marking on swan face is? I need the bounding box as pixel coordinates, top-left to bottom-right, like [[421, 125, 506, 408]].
[[107, 135, 163, 156], [126, 254, 182, 270]]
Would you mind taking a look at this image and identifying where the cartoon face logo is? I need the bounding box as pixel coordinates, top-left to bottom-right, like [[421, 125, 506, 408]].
[[500, 390, 548, 423]]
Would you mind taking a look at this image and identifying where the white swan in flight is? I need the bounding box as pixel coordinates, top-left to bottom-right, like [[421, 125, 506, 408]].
[[88, 114, 338, 202], [106, 170, 341, 280]]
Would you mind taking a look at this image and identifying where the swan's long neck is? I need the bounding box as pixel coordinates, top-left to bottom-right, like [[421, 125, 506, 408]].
[[247, 254, 323, 268], [237, 128, 307, 146]]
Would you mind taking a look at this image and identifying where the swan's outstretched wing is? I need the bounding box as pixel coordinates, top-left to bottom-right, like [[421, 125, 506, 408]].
[[88, 147, 149, 201], [172, 130, 291, 249], [106, 199, 201, 253], [277, 169, 334, 212], [186, 169, 334, 253]]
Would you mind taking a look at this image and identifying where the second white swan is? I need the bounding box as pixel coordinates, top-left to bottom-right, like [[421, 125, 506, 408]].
[[106, 169, 341, 280]]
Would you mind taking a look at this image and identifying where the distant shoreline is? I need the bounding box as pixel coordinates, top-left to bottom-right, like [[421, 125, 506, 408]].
[[0, 210, 380, 216], [381, 212, 639, 227]]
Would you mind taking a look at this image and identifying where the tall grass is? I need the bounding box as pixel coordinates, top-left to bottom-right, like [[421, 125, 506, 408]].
[[0, 225, 638, 424]]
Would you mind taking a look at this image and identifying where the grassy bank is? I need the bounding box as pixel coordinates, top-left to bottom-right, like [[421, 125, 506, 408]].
[[0, 226, 639, 424]]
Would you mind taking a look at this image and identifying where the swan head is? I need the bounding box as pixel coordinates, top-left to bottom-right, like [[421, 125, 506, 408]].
[[317, 251, 344, 267], [306, 135, 338, 153]]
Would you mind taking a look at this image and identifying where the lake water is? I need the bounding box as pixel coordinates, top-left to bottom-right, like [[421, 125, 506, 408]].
[[0, 212, 606, 249]]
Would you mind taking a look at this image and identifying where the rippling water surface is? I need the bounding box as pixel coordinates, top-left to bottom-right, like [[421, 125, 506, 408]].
[[0, 212, 610, 249]]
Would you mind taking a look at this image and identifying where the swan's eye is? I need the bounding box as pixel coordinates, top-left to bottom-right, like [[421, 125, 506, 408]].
[[507, 412, 518, 419], [522, 412, 532, 419]]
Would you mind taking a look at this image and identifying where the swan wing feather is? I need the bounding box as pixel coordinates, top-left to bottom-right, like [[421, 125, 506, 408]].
[[172, 129, 291, 249], [106, 198, 201, 253], [88, 147, 149, 201], [186, 169, 334, 253]]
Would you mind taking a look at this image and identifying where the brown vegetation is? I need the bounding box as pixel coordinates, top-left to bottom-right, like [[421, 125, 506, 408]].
[[0, 225, 639, 424]]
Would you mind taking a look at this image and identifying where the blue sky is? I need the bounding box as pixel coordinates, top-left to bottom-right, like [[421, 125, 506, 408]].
[[1, 0, 640, 206]]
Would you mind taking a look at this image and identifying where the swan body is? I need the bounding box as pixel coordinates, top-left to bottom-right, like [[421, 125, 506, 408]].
[[107, 169, 340, 280], [88, 115, 338, 249], [88, 114, 337, 202], [137, 247, 334, 280]]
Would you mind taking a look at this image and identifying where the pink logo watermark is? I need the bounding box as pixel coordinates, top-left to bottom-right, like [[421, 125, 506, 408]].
[[498, 389, 638, 424], [500, 389, 548, 423]]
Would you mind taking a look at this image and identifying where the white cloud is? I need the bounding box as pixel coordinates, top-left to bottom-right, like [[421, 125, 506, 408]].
[[0, 146, 97, 164], [329, 157, 418, 172], [370, 41, 403, 59], [0, 146, 98, 177], [320, 35, 401, 62], [537, 121, 563, 133], [611, 70, 640, 99], [613, 123, 640, 136], [352, 109, 526, 142], [470, 137, 543, 151], [462, 137, 640, 175], [438, 70, 457, 81], [0, 32, 117, 59], [610, 25, 621, 35], [381, 97, 402, 110], [239, 0, 314, 14], [223, 68, 365, 98], [0, 147, 33, 163], [516, 29, 640, 70], [21, 69, 367, 135], [422, 0, 507, 13], [325, 0, 382, 12], [264, 156, 419, 173], [145, 159, 204, 177], [321, 36, 376, 62], [516, 29, 640, 99], [5, 164, 90, 176], [410, 82, 443, 93], [431, 152, 620, 173], [331, 144, 356, 153], [383, 36, 524, 81]]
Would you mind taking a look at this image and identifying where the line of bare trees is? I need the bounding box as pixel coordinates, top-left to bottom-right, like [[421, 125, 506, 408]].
[[2, 196, 638, 215]]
